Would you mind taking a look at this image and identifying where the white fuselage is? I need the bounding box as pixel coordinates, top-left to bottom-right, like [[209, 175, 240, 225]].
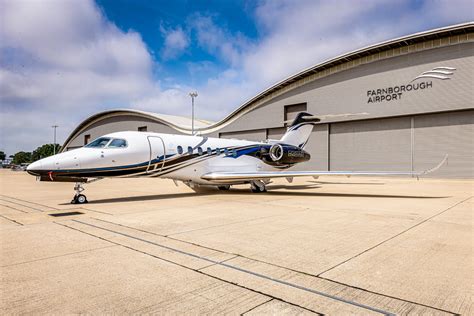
[[27, 131, 289, 185]]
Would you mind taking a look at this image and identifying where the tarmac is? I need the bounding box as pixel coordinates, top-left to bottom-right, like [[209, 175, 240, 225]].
[[0, 169, 472, 315]]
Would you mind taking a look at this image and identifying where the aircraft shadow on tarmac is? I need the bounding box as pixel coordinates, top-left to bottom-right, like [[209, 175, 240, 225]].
[[80, 183, 448, 205]]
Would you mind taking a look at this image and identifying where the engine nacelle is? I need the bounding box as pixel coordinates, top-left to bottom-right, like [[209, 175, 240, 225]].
[[266, 143, 310, 166]]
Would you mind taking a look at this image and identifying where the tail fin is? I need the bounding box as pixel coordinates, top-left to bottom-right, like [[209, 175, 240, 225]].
[[280, 112, 319, 148]]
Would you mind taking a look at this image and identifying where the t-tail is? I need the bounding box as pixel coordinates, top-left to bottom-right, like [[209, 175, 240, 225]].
[[280, 112, 320, 148]]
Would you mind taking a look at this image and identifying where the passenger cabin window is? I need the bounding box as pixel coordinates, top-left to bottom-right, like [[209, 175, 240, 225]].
[[232, 149, 237, 157], [138, 126, 147, 132], [198, 147, 203, 155], [108, 139, 127, 148], [85, 137, 111, 148], [224, 148, 229, 156], [216, 148, 221, 155], [177, 146, 183, 154], [207, 147, 212, 155], [84, 134, 91, 145], [187, 146, 193, 154]]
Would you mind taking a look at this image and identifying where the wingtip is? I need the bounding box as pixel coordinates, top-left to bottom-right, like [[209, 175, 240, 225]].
[[421, 154, 449, 175]]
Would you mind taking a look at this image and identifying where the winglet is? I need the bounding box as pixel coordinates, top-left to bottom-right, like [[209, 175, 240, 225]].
[[420, 154, 449, 176]]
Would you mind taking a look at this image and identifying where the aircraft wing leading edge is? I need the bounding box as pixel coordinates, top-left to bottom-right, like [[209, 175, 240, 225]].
[[201, 155, 448, 183]]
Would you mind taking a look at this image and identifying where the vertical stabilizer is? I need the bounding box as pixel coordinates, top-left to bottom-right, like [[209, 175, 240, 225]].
[[280, 112, 319, 148]]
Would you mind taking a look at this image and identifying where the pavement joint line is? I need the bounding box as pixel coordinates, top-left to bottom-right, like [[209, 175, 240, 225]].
[[91, 217, 452, 313], [317, 195, 473, 277], [217, 255, 458, 315], [71, 218, 395, 315], [0, 245, 117, 268], [239, 298, 274, 315], [0, 198, 45, 212], [0, 214, 23, 226], [316, 276, 460, 315], [0, 194, 59, 210], [197, 255, 240, 271], [56, 221, 320, 315], [0, 202, 29, 213], [91, 217, 241, 256]]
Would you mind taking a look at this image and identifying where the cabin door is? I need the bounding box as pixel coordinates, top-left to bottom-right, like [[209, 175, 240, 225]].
[[147, 136, 166, 174]]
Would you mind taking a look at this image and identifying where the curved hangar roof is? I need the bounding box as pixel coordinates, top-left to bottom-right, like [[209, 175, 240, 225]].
[[63, 22, 473, 148]]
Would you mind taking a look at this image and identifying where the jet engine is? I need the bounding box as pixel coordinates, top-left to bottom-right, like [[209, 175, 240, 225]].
[[265, 143, 310, 166]]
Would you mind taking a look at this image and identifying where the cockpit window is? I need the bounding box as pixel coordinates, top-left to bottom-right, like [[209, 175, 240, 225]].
[[108, 139, 127, 148], [85, 137, 111, 148]]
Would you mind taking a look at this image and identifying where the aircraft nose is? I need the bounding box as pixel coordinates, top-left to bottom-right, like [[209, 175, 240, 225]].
[[26, 160, 42, 175]]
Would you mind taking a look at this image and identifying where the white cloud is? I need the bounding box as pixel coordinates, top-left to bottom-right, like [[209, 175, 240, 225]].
[[189, 14, 253, 67], [161, 26, 189, 59], [0, 0, 155, 154]]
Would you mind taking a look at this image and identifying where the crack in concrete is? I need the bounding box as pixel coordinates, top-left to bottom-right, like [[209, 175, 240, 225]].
[[0, 198, 45, 212], [1, 245, 117, 268], [0, 214, 24, 226], [0, 194, 59, 210], [0, 203, 28, 213]]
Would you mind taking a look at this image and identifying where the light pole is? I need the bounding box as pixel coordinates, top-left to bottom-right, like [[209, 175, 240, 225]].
[[189, 92, 198, 135], [52, 125, 58, 155]]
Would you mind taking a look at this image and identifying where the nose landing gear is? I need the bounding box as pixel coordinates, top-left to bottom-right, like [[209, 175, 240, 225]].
[[71, 182, 88, 204]]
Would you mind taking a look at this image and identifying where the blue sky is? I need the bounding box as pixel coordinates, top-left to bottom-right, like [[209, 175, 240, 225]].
[[0, 0, 472, 154], [96, 0, 260, 85]]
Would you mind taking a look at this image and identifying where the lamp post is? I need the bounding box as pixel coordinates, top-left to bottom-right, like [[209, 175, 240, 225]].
[[52, 125, 58, 155], [189, 92, 198, 135]]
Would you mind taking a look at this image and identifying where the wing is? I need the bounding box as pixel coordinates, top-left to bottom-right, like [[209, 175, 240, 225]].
[[201, 155, 448, 183]]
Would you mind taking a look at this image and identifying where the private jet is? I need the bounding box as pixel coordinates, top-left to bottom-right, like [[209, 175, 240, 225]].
[[27, 112, 447, 204]]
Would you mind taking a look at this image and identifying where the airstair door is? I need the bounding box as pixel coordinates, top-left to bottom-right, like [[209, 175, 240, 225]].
[[147, 136, 166, 174]]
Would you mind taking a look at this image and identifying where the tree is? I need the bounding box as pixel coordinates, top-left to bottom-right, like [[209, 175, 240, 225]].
[[31, 144, 61, 162], [0, 151, 5, 161], [12, 151, 32, 165]]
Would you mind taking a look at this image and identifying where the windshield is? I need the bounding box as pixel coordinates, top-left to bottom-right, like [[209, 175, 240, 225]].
[[108, 139, 127, 148], [85, 137, 111, 148]]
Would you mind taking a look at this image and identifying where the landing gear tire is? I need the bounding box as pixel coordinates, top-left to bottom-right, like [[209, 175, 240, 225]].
[[250, 181, 267, 193], [218, 185, 231, 191], [72, 194, 88, 204]]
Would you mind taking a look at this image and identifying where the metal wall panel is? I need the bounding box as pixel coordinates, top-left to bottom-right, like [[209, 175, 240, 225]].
[[267, 127, 287, 140], [414, 110, 474, 178], [330, 117, 412, 171], [294, 124, 329, 171], [284, 103, 307, 122], [219, 129, 267, 142]]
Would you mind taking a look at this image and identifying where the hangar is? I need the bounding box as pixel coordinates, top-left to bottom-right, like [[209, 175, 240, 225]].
[[62, 23, 474, 178]]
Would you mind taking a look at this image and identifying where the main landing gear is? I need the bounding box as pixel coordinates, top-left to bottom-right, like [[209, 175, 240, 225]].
[[250, 180, 267, 193], [71, 182, 87, 204]]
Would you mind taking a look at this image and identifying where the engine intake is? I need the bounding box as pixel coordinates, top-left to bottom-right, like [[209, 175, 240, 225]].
[[269, 144, 284, 161]]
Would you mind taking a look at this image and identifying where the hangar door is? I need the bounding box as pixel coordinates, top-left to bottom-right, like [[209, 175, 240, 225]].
[[219, 129, 267, 142], [413, 110, 474, 178], [329, 117, 412, 171]]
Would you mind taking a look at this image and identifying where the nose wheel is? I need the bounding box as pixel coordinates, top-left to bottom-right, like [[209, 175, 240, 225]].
[[72, 194, 88, 204], [71, 182, 88, 204]]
